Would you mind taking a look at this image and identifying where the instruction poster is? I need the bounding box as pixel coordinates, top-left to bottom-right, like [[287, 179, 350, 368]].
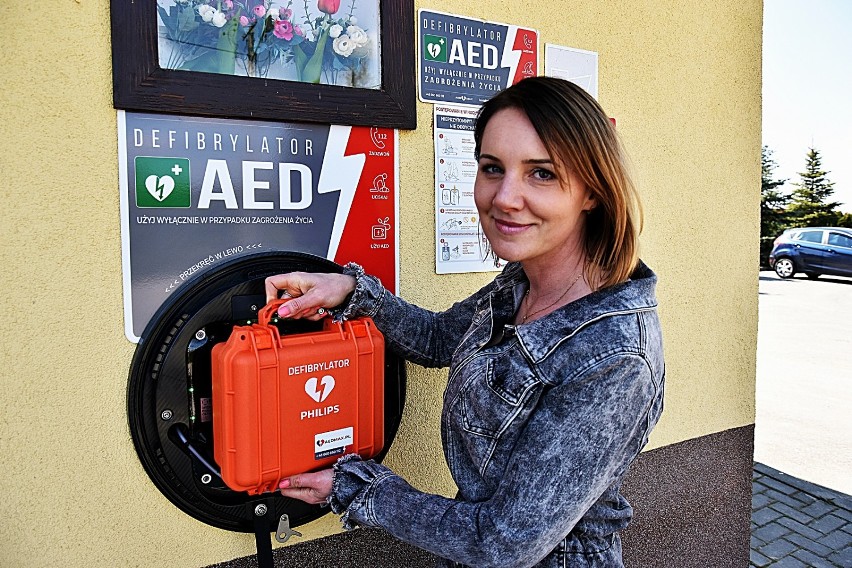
[[419, 9, 538, 106], [434, 104, 504, 274], [118, 111, 398, 341]]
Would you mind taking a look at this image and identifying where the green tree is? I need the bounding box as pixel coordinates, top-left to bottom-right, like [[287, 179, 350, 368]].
[[761, 146, 789, 239], [787, 147, 841, 227]]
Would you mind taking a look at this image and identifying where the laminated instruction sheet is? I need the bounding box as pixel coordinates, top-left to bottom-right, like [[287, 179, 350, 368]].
[[433, 104, 504, 274]]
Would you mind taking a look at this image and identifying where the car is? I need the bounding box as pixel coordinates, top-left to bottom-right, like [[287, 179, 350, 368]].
[[769, 227, 852, 279]]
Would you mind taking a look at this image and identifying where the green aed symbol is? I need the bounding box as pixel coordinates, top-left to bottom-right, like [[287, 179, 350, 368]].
[[134, 156, 191, 208], [424, 34, 447, 62]]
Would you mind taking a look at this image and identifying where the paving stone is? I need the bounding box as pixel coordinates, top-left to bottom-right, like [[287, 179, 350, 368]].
[[789, 490, 818, 506], [776, 515, 824, 541], [759, 537, 798, 560], [753, 506, 783, 527], [771, 554, 808, 568], [761, 475, 800, 496], [753, 521, 791, 543], [831, 495, 852, 511], [766, 489, 811, 509], [827, 545, 852, 567], [784, 532, 834, 557], [751, 464, 852, 568], [810, 513, 848, 535], [749, 549, 772, 567], [818, 528, 852, 550], [834, 507, 852, 523], [800, 499, 837, 519], [771, 501, 817, 525], [753, 492, 773, 510], [791, 549, 836, 568]]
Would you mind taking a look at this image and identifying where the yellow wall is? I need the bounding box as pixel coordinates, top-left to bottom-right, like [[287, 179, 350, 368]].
[[0, 1, 761, 566]]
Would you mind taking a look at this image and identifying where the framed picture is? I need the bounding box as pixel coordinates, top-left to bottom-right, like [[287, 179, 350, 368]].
[[111, 0, 416, 129]]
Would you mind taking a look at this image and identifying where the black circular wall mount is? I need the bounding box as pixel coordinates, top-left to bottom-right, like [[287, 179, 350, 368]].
[[128, 251, 406, 532]]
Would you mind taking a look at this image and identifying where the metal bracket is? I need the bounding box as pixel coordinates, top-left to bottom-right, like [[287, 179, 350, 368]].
[[275, 514, 303, 544]]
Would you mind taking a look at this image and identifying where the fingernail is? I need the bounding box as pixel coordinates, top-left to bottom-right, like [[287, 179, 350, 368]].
[[279, 479, 290, 489], [277, 305, 290, 317]]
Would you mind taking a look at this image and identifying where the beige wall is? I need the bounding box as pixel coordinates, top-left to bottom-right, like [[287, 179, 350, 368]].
[[0, 1, 761, 566]]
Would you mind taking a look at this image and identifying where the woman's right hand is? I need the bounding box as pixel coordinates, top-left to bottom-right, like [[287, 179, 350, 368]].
[[264, 272, 357, 320]]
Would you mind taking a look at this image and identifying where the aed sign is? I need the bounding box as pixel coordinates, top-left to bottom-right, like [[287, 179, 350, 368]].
[[418, 9, 538, 106], [118, 112, 398, 342]]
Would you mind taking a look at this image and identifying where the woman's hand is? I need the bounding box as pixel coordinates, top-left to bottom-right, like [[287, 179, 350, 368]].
[[265, 272, 356, 320], [279, 469, 333, 505]]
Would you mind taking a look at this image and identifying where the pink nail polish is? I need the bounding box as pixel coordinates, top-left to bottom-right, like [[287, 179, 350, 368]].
[[279, 479, 290, 489], [278, 305, 290, 317]]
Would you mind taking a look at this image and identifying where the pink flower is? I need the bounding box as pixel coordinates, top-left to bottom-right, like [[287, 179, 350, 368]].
[[253, 4, 266, 17], [239, 15, 250, 26], [293, 24, 304, 37], [223, 0, 233, 8], [280, 8, 292, 20], [273, 19, 294, 40], [317, 0, 340, 15]]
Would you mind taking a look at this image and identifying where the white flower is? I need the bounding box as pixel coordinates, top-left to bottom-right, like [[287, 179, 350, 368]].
[[268, 7, 280, 21], [211, 10, 227, 27], [198, 4, 215, 20], [348, 16, 357, 25], [346, 25, 368, 46], [332, 34, 356, 57], [329, 24, 343, 38]]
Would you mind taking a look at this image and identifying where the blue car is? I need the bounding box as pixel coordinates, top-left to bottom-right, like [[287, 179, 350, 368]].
[[769, 227, 852, 279]]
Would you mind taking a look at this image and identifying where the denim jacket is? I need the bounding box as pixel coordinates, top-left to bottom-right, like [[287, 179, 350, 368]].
[[329, 261, 665, 568]]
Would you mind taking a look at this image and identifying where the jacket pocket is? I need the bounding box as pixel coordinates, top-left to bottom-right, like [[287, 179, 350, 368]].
[[458, 351, 540, 438]]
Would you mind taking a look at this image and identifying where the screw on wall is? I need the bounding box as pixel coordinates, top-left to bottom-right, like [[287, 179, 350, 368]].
[[161, 409, 173, 421], [254, 504, 268, 516]]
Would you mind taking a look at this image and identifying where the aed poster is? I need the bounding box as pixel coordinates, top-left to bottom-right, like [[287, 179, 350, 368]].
[[418, 9, 538, 106], [434, 104, 504, 274], [118, 111, 398, 342]]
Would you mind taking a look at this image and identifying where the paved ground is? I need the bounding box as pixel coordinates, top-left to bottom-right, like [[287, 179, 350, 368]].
[[751, 463, 852, 567], [754, 271, 852, 495], [752, 270, 852, 567]]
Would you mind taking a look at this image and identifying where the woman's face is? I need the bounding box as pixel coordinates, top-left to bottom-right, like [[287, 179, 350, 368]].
[[474, 107, 597, 268]]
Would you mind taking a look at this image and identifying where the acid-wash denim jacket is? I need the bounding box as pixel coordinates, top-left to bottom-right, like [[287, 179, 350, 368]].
[[328, 261, 665, 568]]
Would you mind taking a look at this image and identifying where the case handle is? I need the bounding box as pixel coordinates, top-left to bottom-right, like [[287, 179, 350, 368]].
[[256, 299, 346, 331], [256, 299, 287, 327]]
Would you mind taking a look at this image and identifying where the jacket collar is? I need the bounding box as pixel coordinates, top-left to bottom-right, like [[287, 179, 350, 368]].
[[495, 261, 658, 363]]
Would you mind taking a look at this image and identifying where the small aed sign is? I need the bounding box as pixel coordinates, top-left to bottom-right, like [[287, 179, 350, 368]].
[[418, 9, 538, 106]]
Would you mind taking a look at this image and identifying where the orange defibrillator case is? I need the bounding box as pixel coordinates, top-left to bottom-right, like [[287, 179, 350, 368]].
[[211, 300, 385, 495]]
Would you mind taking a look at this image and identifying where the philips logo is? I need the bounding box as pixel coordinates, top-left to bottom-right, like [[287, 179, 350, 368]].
[[304, 375, 335, 403], [300, 405, 340, 421]]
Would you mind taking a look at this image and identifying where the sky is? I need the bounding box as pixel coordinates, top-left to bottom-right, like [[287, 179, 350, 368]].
[[762, 0, 852, 210]]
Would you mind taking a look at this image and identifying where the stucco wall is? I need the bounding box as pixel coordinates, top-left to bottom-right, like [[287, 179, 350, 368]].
[[0, 0, 761, 566]]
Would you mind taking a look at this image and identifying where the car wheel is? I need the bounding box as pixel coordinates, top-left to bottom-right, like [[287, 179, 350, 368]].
[[774, 257, 795, 279], [805, 272, 821, 280]]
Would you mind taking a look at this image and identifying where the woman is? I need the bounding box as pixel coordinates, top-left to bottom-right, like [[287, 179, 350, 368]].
[[265, 77, 664, 567]]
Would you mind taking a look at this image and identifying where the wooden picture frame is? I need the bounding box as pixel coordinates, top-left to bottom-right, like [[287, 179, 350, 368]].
[[111, 0, 416, 129]]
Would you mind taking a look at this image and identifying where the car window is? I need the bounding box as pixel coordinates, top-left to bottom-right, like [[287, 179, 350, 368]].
[[797, 230, 824, 244], [828, 232, 852, 248]]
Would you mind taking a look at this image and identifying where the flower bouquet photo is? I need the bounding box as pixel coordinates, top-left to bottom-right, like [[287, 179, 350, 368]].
[[156, 0, 381, 88]]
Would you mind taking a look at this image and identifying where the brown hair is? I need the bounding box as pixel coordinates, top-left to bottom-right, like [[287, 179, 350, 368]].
[[474, 76, 642, 288]]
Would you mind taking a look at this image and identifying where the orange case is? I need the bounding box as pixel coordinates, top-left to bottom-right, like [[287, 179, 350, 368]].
[[211, 300, 385, 495]]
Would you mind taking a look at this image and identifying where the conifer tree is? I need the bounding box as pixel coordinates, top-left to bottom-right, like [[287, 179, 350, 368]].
[[787, 147, 841, 227], [760, 146, 788, 238]]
